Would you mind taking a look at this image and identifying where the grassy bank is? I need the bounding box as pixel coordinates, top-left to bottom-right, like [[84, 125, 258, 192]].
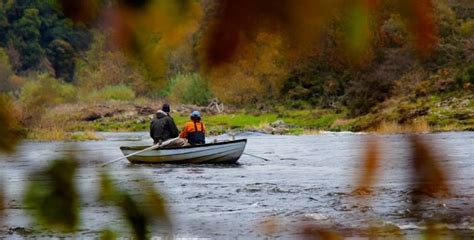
[[78, 109, 345, 135], [21, 90, 474, 141]]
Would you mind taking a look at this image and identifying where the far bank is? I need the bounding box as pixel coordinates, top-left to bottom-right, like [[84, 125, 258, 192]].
[[20, 90, 474, 141]]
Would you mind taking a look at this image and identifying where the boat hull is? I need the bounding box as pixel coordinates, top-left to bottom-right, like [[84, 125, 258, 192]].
[[120, 139, 247, 164]]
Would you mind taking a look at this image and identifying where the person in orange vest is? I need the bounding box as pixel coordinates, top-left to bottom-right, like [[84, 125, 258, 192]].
[[179, 111, 206, 145]]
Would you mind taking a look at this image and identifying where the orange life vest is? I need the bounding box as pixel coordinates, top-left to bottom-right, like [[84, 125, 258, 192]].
[[180, 121, 206, 144]]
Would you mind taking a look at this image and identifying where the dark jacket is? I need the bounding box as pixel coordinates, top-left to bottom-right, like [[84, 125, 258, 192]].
[[150, 110, 179, 143]]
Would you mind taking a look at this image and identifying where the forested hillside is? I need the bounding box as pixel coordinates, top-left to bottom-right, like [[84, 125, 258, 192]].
[[0, 0, 91, 81], [0, 0, 473, 138]]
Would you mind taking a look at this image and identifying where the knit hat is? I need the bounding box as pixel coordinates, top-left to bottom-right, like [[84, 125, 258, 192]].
[[162, 103, 170, 113]]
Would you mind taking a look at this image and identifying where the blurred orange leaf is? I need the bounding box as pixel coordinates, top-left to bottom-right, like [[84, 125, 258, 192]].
[[200, 0, 337, 67], [397, 0, 437, 57], [353, 137, 380, 196], [301, 224, 343, 240], [410, 135, 450, 198]]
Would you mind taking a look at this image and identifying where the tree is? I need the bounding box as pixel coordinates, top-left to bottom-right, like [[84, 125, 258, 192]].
[[0, 48, 13, 91], [47, 39, 75, 82], [0, 1, 9, 45], [2, 0, 92, 77], [11, 8, 44, 71]]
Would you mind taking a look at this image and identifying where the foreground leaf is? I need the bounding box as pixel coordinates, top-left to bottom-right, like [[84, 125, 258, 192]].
[[24, 157, 79, 232], [99, 172, 171, 239]]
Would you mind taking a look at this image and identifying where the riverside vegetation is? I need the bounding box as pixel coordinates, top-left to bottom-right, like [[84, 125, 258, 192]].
[[0, 0, 473, 141]]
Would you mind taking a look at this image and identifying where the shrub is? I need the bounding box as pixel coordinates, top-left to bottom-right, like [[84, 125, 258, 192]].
[[455, 69, 465, 87], [455, 64, 474, 87], [467, 64, 474, 84], [282, 63, 349, 109], [460, 20, 474, 37], [20, 74, 77, 115], [344, 75, 395, 117], [99, 85, 136, 101], [0, 48, 21, 92], [26, 127, 69, 141], [286, 100, 309, 110], [380, 14, 407, 47], [71, 131, 103, 141], [433, 0, 457, 38], [77, 84, 136, 102], [164, 73, 213, 105]]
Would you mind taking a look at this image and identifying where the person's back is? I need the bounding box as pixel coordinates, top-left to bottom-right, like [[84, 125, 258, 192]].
[[150, 110, 179, 144], [179, 111, 206, 145]]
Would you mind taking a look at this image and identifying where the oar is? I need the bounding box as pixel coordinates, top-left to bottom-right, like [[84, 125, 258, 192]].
[[243, 152, 271, 161], [100, 137, 180, 167]]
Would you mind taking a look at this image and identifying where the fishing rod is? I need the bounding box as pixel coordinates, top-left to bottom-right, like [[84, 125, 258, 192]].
[[242, 152, 271, 161], [225, 134, 271, 161]]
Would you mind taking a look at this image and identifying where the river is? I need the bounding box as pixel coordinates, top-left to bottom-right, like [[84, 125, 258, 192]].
[[1, 132, 473, 239]]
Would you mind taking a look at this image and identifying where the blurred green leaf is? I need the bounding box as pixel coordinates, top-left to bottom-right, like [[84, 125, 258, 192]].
[[141, 180, 170, 226], [119, 192, 148, 239], [345, 3, 372, 57], [100, 228, 118, 240], [98, 170, 117, 203], [24, 157, 79, 232], [99, 172, 171, 239]]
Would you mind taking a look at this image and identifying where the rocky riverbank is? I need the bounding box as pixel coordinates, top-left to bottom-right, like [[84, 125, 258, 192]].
[[21, 90, 474, 141]]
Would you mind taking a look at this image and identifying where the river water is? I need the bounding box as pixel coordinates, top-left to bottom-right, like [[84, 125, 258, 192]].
[[1, 132, 473, 239]]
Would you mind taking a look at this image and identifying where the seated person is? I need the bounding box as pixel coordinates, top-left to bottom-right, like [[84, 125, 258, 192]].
[[179, 111, 206, 145], [150, 104, 187, 147]]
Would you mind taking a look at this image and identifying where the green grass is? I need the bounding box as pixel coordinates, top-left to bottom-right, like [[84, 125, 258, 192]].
[[283, 111, 340, 129], [69, 110, 346, 134], [287, 128, 304, 135], [175, 112, 279, 131], [175, 110, 342, 132], [206, 113, 279, 128], [70, 112, 279, 133]]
